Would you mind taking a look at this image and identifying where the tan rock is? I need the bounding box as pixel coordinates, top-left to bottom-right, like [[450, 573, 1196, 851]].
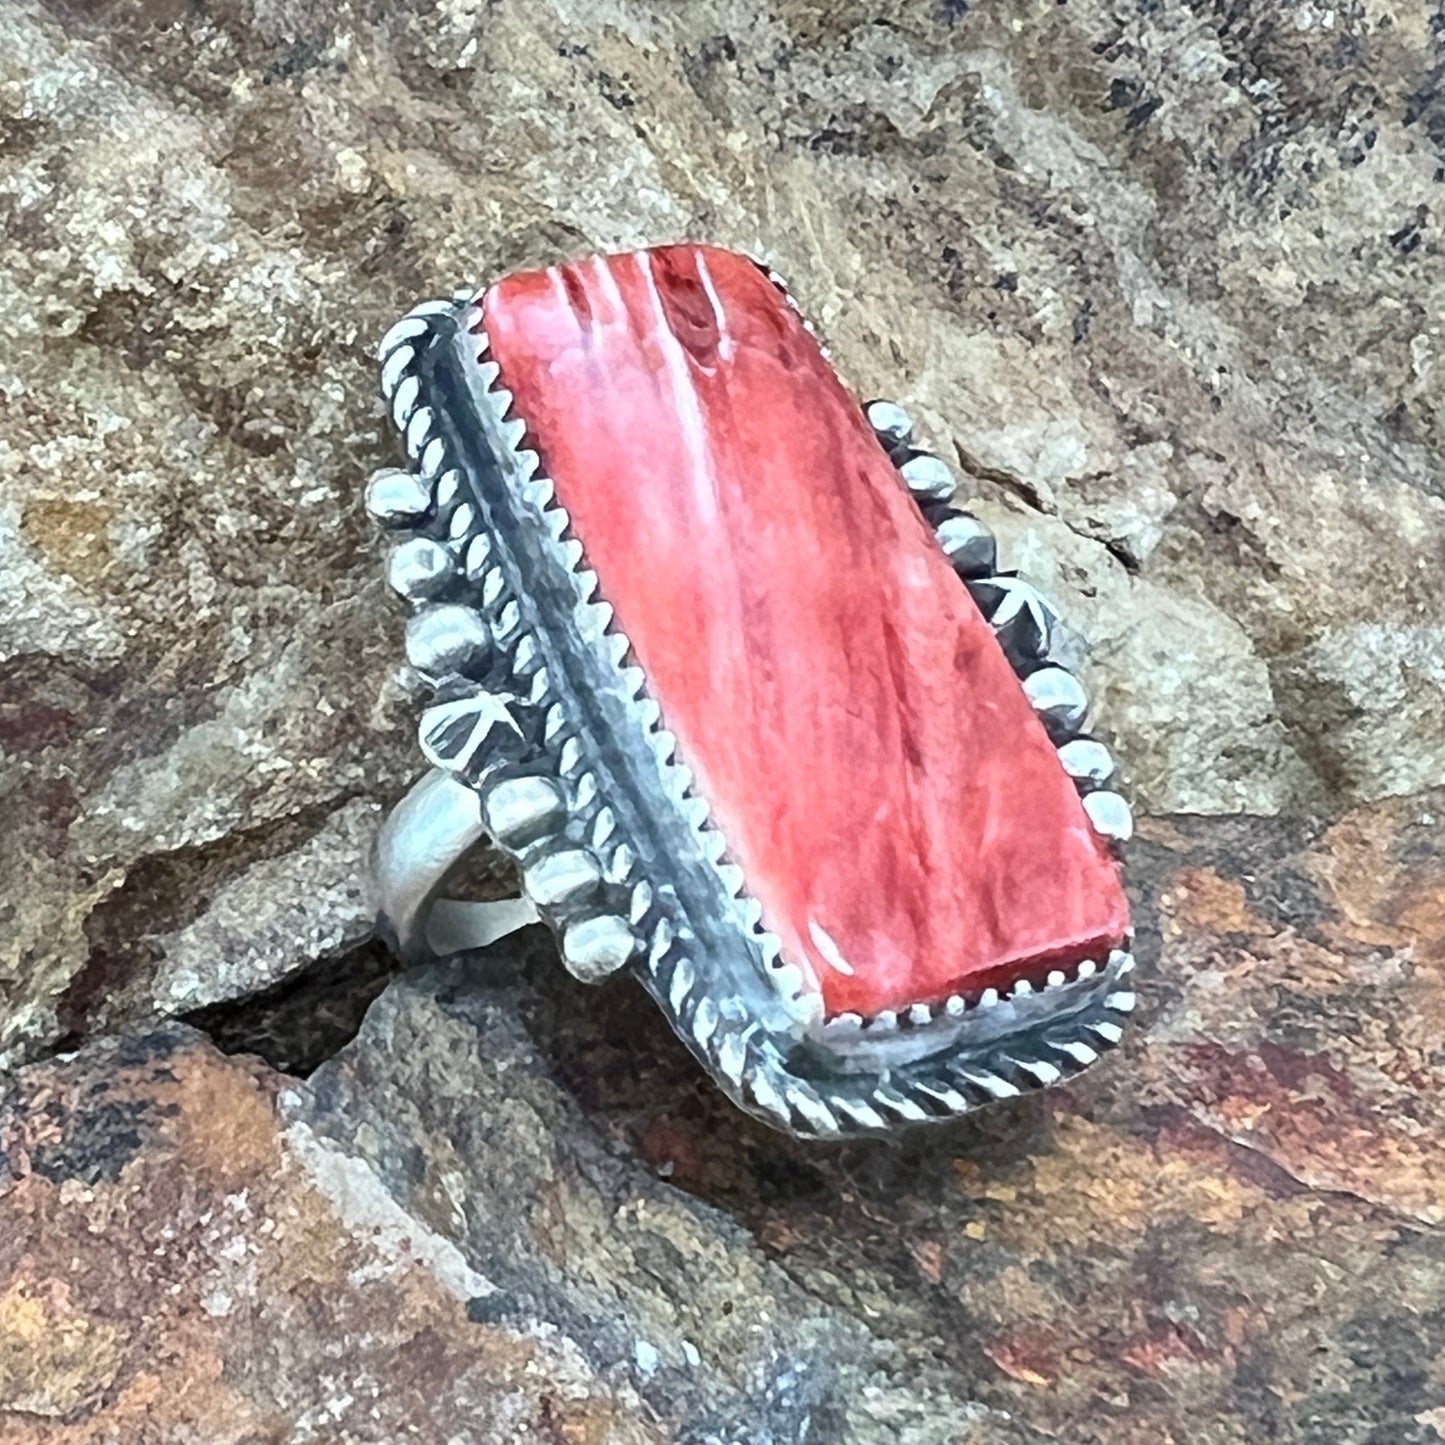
[[0, 5, 1443, 1435], [3, 0, 1443, 1054]]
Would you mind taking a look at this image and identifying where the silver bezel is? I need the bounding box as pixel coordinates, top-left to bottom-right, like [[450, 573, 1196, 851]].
[[367, 270, 1136, 1139]]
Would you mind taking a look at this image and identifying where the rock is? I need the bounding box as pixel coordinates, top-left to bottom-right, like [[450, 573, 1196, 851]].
[[2, 0, 1444, 1433], [984, 506, 1319, 815], [144, 796, 380, 1015], [0, 1018, 1040, 1444], [3, 0, 1443, 1062], [0, 1029, 667, 1445], [4, 788, 1444, 1441], [1272, 623, 1445, 806]]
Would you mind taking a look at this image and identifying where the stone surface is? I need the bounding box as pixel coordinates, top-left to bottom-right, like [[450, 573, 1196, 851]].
[[2, 0, 1444, 1437], [487, 244, 1129, 1015], [4, 0, 1444, 1059], [5, 789, 1445, 1443], [0, 1029, 666, 1445], [3, 0, 1444, 1054]]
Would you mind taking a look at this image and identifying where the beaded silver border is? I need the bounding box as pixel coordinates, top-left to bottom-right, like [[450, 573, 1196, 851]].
[[365, 267, 1137, 1139]]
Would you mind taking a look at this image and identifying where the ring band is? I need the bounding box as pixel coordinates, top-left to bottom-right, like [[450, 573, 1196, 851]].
[[373, 768, 539, 964]]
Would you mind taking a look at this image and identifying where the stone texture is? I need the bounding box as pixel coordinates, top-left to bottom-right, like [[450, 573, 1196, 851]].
[[0, 1030, 666, 1445], [5, 790, 1445, 1442], [487, 244, 1129, 1014], [1, 0, 1444, 1436], [3, 0, 1444, 1057]]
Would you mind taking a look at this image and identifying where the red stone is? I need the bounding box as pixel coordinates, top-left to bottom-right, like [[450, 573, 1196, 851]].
[[482, 246, 1130, 1018]]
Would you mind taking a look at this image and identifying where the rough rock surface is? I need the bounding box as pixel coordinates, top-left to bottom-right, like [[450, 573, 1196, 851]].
[[4, 0, 1445, 1060], [1, 0, 1443, 1439], [6, 795, 1445, 1442]]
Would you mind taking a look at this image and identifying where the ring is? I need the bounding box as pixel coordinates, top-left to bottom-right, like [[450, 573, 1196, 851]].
[[364, 244, 1136, 1138]]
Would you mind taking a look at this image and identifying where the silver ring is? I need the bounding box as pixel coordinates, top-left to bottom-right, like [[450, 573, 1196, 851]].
[[365, 245, 1137, 1139], [374, 767, 540, 964]]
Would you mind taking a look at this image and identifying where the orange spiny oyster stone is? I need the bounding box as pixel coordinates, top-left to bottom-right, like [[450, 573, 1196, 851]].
[[482, 245, 1130, 1018]]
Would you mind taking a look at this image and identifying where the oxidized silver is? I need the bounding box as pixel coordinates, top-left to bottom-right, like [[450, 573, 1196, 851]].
[[364, 267, 1137, 1139]]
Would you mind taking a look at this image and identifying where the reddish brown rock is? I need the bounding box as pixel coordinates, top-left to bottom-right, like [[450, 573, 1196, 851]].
[[0, 1021, 1043, 1445], [485, 245, 1129, 1016], [3, 791, 1443, 1444], [0, 1033, 662, 1445], [5, 0, 1443, 1064]]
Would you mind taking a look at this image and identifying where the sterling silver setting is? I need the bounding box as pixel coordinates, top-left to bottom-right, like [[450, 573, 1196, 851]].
[[365, 270, 1136, 1139]]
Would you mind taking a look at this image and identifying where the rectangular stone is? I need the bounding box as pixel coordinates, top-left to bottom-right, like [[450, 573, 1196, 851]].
[[481, 244, 1130, 1019]]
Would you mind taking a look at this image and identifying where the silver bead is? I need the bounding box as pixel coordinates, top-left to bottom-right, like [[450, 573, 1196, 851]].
[[1083, 789, 1134, 843], [376, 313, 431, 363], [482, 775, 565, 847], [691, 995, 719, 1048], [831, 1096, 888, 1132], [404, 405, 435, 459], [629, 879, 654, 923], [404, 604, 490, 678], [914, 1081, 969, 1114], [511, 635, 541, 679], [898, 452, 957, 504], [387, 537, 453, 601], [668, 956, 697, 1012], [1022, 666, 1088, 739], [365, 468, 432, 529], [562, 914, 637, 982], [875, 1087, 930, 1124], [464, 533, 494, 581], [379, 344, 414, 399], [932, 510, 997, 577], [865, 399, 914, 450], [1057, 737, 1115, 789], [447, 502, 478, 541], [434, 470, 463, 512], [524, 849, 602, 909], [390, 374, 421, 431], [959, 1070, 1018, 1100], [419, 437, 448, 480], [605, 843, 636, 883], [785, 1086, 841, 1138], [1013, 1057, 1062, 1087]]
